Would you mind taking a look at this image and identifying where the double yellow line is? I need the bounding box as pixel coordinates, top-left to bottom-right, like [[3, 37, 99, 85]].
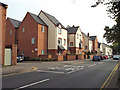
[[0, 67, 37, 77], [100, 64, 119, 89]]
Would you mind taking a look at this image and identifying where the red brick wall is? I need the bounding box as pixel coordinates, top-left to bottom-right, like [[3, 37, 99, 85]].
[[58, 55, 63, 61], [12, 44, 17, 65], [37, 24, 48, 56], [0, 5, 7, 65], [67, 55, 76, 61], [6, 18, 16, 45], [48, 49, 58, 55], [18, 12, 38, 58], [78, 55, 84, 60]]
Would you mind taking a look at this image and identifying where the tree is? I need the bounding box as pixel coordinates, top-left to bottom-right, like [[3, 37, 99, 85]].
[[92, 0, 120, 54]]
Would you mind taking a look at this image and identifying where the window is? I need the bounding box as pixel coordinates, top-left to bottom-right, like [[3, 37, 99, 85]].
[[85, 46, 87, 50], [58, 27, 62, 34], [41, 50, 44, 55], [10, 30, 12, 35], [23, 28, 25, 32], [58, 38, 62, 45], [41, 26, 45, 32], [70, 42, 73, 46], [31, 38, 35, 44], [64, 39, 66, 45], [67, 35, 69, 39], [77, 34, 79, 39], [22, 51, 24, 54]]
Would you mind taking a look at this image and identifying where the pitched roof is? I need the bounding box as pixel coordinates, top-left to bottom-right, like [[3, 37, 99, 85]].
[[90, 36, 96, 41], [82, 32, 92, 40], [9, 18, 21, 28], [67, 26, 79, 34], [0, 2, 8, 9], [29, 12, 47, 26], [41, 10, 65, 28]]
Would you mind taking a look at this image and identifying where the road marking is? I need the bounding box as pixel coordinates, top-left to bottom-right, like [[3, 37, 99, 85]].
[[100, 64, 118, 89], [36, 70, 65, 74], [98, 62, 103, 64], [14, 78, 49, 90], [88, 64, 96, 67], [66, 68, 84, 74], [1, 67, 37, 77]]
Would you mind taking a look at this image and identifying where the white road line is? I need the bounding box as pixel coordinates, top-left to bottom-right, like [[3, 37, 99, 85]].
[[36, 70, 65, 74], [88, 64, 96, 67], [99, 62, 103, 64], [66, 68, 84, 74], [14, 78, 49, 90]]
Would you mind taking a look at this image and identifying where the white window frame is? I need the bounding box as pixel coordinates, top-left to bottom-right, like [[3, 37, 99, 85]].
[[58, 27, 62, 34], [41, 50, 44, 55], [41, 26, 45, 32], [23, 28, 25, 32], [10, 30, 12, 35], [31, 38, 35, 44]]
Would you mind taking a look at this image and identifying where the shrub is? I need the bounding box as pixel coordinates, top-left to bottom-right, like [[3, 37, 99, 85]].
[[31, 57, 41, 61], [24, 56, 30, 61]]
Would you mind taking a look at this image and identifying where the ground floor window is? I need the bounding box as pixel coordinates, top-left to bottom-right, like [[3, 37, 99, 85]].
[[41, 50, 44, 55]]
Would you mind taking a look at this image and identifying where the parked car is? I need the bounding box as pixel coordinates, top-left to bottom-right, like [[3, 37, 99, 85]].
[[100, 56, 104, 60], [113, 55, 120, 60], [17, 54, 24, 62], [93, 55, 101, 61]]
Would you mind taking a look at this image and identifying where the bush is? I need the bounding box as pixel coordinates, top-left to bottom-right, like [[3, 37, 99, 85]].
[[30, 57, 41, 61], [24, 56, 30, 60], [69, 53, 76, 55]]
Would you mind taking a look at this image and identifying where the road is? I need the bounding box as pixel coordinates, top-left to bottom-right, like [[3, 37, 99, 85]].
[[2, 58, 118, 89]]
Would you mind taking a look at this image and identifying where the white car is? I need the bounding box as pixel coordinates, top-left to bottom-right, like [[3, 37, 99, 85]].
[[113, 55, 120, 60]]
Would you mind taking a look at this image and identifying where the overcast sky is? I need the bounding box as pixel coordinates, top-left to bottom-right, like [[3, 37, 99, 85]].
[[1, 0, 116, 44]]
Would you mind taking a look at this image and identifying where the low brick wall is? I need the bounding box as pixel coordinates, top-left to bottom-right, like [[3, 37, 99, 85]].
[[39, 55, 63, 61], [58, 55, 63, 61], [12, 44, 17, 65], [67, 55, 76, 61], [78, 55, 84, 60], [39, 55, 52, 59]]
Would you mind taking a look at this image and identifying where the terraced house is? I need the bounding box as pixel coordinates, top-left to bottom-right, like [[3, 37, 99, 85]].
[[18, 12, 48, 58], [39, 10, 68, 55], [90, 36, 98, 54], [82, 32, 93, 55], [67, 26, 84, 55], [6, 18, 21, 47]]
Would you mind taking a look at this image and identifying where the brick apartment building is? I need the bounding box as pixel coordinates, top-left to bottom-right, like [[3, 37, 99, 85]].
[[6, 18, 21, 46], [0, 2, 8, 65], [67, 26, 84, 55], [39, 10, 68, 55], [18, 12, 48, 58], [90, 36, 98, 54]]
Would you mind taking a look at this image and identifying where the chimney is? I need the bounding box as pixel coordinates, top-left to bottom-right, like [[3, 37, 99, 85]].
[[73, 25, 75, 27], [87, 33, 89, 37]]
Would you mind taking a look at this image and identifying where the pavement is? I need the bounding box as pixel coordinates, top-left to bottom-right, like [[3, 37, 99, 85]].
[[2, 59, 120, 89]]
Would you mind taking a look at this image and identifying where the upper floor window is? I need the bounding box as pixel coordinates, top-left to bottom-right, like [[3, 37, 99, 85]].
[[23, 28, 25, 32], [10, 30, 12, 35], [67, 35, 69, 39], [58, 38, 62, 45], [31, 38, 35, 44], [41, 26, 45, 32], [64, 39, 66, 45], [70, 42, 73, 46], [85, 46, 87, 50], [58, 27, 62, 34], [77, 34, 79, 39]]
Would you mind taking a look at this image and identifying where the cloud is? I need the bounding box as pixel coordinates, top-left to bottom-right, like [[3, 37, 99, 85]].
[[71, 0, 76, 3]]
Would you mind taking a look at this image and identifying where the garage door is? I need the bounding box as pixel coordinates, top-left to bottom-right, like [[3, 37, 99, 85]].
[[4, 49, 11, 66]]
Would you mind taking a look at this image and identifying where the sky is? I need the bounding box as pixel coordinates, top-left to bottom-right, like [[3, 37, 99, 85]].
[[1, 0, 116, 44]]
